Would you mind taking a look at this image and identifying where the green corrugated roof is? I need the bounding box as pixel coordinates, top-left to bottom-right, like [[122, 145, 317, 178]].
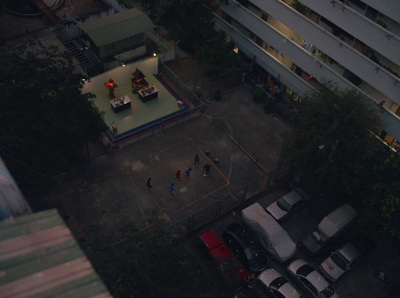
[[0, 209, 111, 297], [78, 8, 155, 47]]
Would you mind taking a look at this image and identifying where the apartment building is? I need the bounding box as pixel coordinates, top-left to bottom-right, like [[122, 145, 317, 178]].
[[216, 0, 400, 150]]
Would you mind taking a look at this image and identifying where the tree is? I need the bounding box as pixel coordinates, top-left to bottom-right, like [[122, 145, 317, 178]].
[[0, 41, 106, 195], [0, 0, 39, 13], [196, 30, 240, 69], [94, 223, 235, 297], [286, 82, 381, 188], [159, 0, 219, 52], [343, 150, 400, 239]]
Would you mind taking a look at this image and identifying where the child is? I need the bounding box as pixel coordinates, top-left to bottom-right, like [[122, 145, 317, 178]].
[[185, 168, 192, 179], [176, 170, 182, 183], [146, 178, 152, 191], [169, 183, 175, 199]]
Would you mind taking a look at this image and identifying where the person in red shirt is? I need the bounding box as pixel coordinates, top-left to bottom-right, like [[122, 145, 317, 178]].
[[176, 170, 182, 183]]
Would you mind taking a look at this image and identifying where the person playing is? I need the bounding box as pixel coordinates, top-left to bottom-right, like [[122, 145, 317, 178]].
[[146, 178, 152, 191], [176, 170, 182, 183], [194, 154, 200, 165], [169, 183, 175, 199], [203, 164, 211, 177], [185, 168, 192, 179]]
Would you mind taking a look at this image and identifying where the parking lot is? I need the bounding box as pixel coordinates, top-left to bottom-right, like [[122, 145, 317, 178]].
[[198, 185, 393, 298]]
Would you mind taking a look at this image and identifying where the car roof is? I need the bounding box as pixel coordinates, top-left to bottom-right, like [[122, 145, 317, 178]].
[[199, 230, 232, 263], [199, 230, 223, 251], [318, 204, 357, 237], [282, 190, 304, 205], [289, 259, 330, 292], [258, 269, 301, 298], [258, 268, 282, 285], [336, 243, 361, 261], [279, 282, 302, 298], [307, 270, 330, 292]]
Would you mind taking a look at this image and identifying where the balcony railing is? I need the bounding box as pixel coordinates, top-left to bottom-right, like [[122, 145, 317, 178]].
[[297, 0, 400, 65], [223, 0, 400, 106], [214, 13, 400, 141]]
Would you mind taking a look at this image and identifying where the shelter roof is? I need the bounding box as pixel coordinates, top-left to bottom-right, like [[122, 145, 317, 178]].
[[0, 209, 111, 297], [78, 8, 155, 47]]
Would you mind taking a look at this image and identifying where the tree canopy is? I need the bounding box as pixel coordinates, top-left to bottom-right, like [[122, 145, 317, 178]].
[[196, 30, 240, 69], [343, 149, 400, 239], [0, 41, 106, 194], [158, 0, 219, 51], [93, 223, 237, 298], [286, 82, 381, 188]]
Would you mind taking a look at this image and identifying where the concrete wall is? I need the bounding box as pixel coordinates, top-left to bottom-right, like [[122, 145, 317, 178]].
[[0, 158, 32, 221]]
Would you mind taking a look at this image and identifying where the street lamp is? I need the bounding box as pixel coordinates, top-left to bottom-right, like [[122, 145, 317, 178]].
[[317, 140, 339, 187]]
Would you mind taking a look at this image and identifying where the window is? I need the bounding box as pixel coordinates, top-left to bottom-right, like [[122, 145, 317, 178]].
[[277, 197, 292, 212], [261, 13, 268, 22], [270, 277, 288, 290], [296, 264, 314, 276], [299, 276, 318, 296], [330, 252, 349, 270], [321, 285, 336, 298], [348, 0, 366, 10]]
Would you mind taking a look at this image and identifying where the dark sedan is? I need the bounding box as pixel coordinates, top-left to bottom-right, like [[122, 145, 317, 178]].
[[223, 222, 269, 273]]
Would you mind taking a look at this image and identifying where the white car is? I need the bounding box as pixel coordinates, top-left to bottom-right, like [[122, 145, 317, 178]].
[[266, 189, 308, 221], [257, 268, 301, 298], [287, 259, 338, 298], [320, 243, 362, 282]]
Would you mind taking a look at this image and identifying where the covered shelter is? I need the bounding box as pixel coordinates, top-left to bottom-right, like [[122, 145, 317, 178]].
[[78, 8, 155, 70]]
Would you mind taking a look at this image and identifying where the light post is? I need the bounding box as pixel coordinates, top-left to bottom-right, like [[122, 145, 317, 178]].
[[316, 140, 339, 187]]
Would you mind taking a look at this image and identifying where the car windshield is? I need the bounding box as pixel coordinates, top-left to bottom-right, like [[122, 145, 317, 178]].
[[244, 247, 253, 259], [330, 251, 349, 270], [277, 197, 291, 212], [296, 264, 314, 277], [270, 277, 288, 290], [321, 285, 336, 298]]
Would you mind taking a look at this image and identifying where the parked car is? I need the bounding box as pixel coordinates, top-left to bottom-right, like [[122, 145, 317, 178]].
[[242, 202, 297, 262], [257, 268, 301, 298], [197, 230, 246, 286], [222, 222, 269, 273], [320, 243, 361, 282], [299, 204, 357, 255], [266, 188, 309, 221], [287, 259, 338, 298]]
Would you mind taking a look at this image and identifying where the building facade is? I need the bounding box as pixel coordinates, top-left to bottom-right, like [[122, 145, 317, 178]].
[[216, 0, 400, 150]]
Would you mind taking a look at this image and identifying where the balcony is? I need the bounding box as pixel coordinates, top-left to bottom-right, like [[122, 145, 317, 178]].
[[214, 15, 314, 97], [351, 0, 400, 24], [214, 13, 400, 141], [297, 0, 400, 65], [223, 0, 400, 106]]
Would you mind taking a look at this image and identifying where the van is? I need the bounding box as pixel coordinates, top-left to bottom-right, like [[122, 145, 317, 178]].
[[242, 202, 297, 263], [299, 204, 357, 255]]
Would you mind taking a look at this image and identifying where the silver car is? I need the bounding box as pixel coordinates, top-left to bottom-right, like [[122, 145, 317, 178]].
[[257, 268, 301, 298], [320, 243, 362, 282], [287, 259, 338, 298], [266, 189, 308, 221]]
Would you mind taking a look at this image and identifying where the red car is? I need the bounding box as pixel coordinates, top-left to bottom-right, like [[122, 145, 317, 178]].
[[198, 230, 247, 285]]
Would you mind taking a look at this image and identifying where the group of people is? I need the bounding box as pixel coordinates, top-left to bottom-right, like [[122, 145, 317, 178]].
[[146, 154, 212, 199]]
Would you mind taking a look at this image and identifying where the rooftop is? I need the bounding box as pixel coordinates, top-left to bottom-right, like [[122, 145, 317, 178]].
[[78, 8, 155, 47], [0, 209, 111, 297]]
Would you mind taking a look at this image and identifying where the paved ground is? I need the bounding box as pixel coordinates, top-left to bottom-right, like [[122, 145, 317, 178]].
[[41, 80, 289, 244], [3, 3, 397, 296], [202, 188, 393, 298]]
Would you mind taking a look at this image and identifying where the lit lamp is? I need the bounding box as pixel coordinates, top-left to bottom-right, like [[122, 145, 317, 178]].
[[105, 78, 118, 99]]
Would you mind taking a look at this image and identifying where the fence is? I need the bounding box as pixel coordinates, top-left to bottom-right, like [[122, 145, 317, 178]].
[[159, 63, 205, 113], [167, 163, 292, 238]]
